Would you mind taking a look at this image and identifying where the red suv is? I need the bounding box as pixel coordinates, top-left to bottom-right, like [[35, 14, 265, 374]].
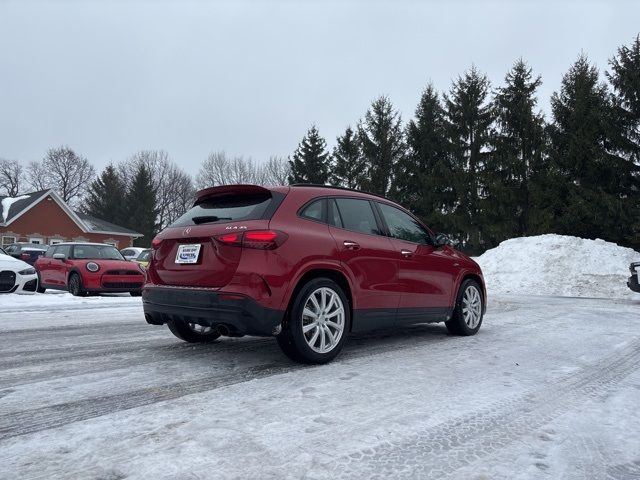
[[35, 243, 145, 296], [143, 185, 486, 363]]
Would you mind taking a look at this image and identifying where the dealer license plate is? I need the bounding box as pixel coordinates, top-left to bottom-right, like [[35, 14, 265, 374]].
[[175, 244, 201, 264]]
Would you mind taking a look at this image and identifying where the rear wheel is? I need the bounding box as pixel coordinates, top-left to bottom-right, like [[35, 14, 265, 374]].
[[445, 279, 484, 335], [277, 278, 349, 364], [68, 273, 86, 297], [167, 321, 221, 343]]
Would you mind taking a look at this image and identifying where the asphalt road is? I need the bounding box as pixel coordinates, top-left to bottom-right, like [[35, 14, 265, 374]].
[[1, 294, 639, 479]]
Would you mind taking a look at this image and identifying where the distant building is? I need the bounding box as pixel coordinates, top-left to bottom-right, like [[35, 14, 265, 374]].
[[0, 190, 142, 248]]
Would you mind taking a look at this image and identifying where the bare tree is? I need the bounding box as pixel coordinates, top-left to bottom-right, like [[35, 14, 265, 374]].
[[261, 156, 291, 186], [119, 150, 195, 229], [196, 151, 265, 188], [0, 159, 25, 196], [26, 146, 96, 205]]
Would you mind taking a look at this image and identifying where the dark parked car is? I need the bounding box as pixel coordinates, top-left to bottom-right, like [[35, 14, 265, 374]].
[[143, 184, 486, 364], [35, 243, 145, 296], [628, 262, 640, 293], [4, 243, 47, 265]]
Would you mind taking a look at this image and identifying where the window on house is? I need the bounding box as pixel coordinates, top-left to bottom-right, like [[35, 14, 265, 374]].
[[1, 236, 16, 247], [49, 239, 63, 245], [29, 237, 43, 244]]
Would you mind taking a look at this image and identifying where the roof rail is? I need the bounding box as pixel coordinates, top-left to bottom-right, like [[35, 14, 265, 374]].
[[290, 183, 390, 201]]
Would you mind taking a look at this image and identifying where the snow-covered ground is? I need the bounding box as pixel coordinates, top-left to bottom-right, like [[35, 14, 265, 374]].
[[1, 293, 639, 479], [476, 234, 639, 299]]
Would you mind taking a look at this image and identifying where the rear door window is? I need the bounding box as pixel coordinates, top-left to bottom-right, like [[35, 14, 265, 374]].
[[170, 193, 279, 227], [334, 198, 382, 235]]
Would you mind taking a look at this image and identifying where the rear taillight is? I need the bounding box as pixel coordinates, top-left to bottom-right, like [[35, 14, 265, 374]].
[[151, 238, 163, 249], [20, 253, 30, 260], [215, 230, 287, 250]]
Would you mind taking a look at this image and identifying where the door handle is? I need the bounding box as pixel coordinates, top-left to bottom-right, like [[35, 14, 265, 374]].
[[343, 241, 360, 250], [401, 249, 413, 257]]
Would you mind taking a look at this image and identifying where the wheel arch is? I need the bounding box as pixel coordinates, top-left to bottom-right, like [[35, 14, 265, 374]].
[[284, 267, 354, 329], [457, 272, 486, 313], [67, 268, 83, 285]]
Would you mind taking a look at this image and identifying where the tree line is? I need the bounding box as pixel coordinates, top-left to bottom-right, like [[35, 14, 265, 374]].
[[288, 35, 640, 253], [1, 35, 638, 251]]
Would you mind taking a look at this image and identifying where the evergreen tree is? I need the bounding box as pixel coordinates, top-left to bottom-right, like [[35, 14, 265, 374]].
[[548, 55, 636, 244], [287, 125, 330, 184], [393, 84, 454, 232], [85, 164, 127, 225], [444, 66, 494, 252], [607, 35, 640, 248], [358, 96, 405, 196], [487, 60, 547, 243], [125, 164, 158, 247], [331, 126, 365, 188]]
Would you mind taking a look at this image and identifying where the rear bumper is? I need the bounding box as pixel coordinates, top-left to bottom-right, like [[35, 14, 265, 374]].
[[628, 274, 640, 293], [142, 286, 284, 336]]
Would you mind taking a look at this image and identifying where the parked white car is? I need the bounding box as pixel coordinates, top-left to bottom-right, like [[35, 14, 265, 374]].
[[0, 252, 38, 294], [120, 247, 146, 261]]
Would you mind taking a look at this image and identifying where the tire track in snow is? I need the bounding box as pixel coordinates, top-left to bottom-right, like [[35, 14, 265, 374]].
[[0, 325, 453, 440], [312, 338, 640, 480]]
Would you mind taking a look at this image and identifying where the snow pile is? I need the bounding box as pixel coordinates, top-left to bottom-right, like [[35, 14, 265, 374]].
[[1, 194, 29, 222], [476, 234, 640, 298]]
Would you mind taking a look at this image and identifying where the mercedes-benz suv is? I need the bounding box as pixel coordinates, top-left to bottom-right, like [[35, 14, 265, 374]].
[[143, 184, 486, 364]]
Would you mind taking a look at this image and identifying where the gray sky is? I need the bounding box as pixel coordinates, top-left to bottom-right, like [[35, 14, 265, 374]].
[[1, 0, 639, 173]]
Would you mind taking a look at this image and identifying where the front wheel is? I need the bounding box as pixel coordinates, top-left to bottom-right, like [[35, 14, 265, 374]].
[[36, 274, 46, 293], [167, 321, 221, 343], [68, 273, 86, 297], [445, 279, 484, 335], [277, 278, 350, 364]]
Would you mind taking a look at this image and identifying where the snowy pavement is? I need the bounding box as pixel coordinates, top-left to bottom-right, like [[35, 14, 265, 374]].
[[1, 293, 639, 479]]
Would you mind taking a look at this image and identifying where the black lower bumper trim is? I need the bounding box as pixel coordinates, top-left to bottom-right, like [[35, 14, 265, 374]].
[[142, 286, 284, 336]]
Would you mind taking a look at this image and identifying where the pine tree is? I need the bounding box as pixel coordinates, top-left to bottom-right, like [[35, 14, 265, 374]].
[[358, 96, 405, 196], [85, 164, 127, 225], [287, 125, 330, 185], [125, 164, 158, 247], [444, 66, 494, 252], [393, 84, 454, 232], [607, 36, 640, 248], [548, 55, 636, 244], [487, 60, 547, 243], [331, 126, 365, 188]]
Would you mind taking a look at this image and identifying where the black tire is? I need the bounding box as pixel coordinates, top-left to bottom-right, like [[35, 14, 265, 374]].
[[167, 321, 221, 343], [445, 279, 484, 336], [277, 277, 350, 364], [36, 274, 46, 294], [130, 291, 142, 297], [68, 273, 86, 297]]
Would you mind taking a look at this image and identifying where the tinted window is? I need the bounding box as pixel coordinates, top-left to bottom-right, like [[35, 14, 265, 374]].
[[334, 198, 381, 235], [378, 203, 431, 244], [44, 247, 55, 258], [328, 199, 343, 228], [137, 250, 151, 262], [121, 249, 133, 256], [300, 199, 324, 222], [72, 245, 124, 260], [171, 193, 275, 227], [5, 245, 17, 253]]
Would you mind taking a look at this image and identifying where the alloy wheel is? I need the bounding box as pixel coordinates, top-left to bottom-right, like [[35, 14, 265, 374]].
[[301, 287, 345, 354], [462, 285, 482, 329]]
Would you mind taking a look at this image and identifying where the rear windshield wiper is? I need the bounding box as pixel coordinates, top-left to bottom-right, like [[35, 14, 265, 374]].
[[191, 215, 233, 224]]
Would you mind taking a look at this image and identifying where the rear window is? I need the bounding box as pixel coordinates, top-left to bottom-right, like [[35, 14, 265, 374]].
[[170, 193, 278, 227]]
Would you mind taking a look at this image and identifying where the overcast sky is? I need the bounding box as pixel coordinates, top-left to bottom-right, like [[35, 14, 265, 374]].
[[1, 0, 639, 173]]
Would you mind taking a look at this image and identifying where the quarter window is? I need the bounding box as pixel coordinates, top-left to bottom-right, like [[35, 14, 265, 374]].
[[378, 203, 431, 244], [299, 199, 325, 222], [334, 198, 381, 235]]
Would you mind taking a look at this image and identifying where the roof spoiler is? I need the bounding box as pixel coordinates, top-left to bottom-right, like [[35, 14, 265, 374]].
[[193, 184, 272, 206]]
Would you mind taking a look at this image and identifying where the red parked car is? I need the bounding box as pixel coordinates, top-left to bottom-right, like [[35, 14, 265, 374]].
[[35, 243, 145, 296], [143, 184, 486, 364]]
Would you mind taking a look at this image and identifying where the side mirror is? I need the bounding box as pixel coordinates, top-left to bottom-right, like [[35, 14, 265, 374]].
[[434, 233, 452, 247], [53, 253, 66, 261]]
